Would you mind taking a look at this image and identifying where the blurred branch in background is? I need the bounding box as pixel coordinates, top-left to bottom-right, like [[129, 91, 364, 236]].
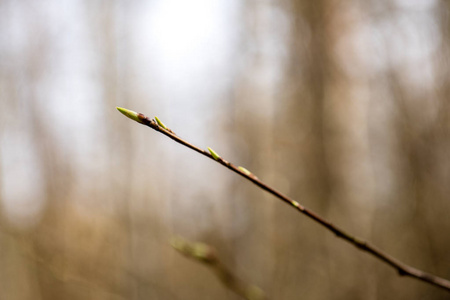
[[171, 236, 267, 300]]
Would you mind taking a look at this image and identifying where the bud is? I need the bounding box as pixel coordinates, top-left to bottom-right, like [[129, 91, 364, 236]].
[[116, 107, 144, 124], [170, 236, 217, 263], [238, 166, 252, 176], [154, 116, 168, 130], [207, 147, 221, 160]]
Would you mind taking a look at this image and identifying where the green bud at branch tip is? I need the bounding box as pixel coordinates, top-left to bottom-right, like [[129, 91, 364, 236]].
[[116, 107, 143, 124], [154, 116, 168, 130], [238, 166, 252, 176], [207, 147, 221, 160]]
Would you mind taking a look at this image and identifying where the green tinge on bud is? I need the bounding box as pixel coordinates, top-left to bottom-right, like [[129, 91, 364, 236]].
[[154, 116, 168, 130], [170, 236, 185, 252], [245, 285, 266, 300], [208, 147, 221, 160], [116, 107, 143, 124], [170, 236, 216, 263], [238, 166, 252, 176], [192, 243, 212, 261]]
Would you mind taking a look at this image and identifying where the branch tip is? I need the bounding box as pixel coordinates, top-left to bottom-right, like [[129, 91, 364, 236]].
[[116, 107, 144, 124]]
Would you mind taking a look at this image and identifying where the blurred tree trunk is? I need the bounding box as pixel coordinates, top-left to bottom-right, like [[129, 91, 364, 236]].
[[271, 1, 335, 299]]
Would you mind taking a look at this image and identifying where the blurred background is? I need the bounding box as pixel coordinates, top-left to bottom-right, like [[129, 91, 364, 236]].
[[1, 0, 450, 299]]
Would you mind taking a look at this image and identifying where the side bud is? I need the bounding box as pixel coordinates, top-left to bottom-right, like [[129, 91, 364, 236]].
[[154, 116, 168, 130], [207, 147, 221, 161]]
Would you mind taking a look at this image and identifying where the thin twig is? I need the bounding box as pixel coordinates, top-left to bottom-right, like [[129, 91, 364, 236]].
[[171, 236, 267, 300], [116, 107, 450, 292]]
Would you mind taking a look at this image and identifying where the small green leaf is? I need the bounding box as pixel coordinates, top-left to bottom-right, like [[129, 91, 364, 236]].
[[155, 116, 168, 130], [238, 166, 252, 176], [208, 147, 221, 160], [116, 107, 144, 124]]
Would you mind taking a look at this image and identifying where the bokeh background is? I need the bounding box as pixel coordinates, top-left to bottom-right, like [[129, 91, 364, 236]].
[[1, 0, 450, 299]]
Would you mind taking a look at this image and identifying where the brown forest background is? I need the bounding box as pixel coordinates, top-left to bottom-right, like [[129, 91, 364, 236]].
[[1, 1, 450, 299]]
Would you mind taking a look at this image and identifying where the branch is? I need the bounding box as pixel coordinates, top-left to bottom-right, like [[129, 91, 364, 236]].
[[171, 236, 267, 300], [116, 107, 450, 292]]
